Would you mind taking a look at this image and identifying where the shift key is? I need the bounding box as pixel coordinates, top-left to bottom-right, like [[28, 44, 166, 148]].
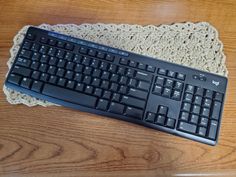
[[121, 96, 146, 109]]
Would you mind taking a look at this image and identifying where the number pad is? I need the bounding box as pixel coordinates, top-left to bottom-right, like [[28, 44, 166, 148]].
[[178, 85, 224, 140]]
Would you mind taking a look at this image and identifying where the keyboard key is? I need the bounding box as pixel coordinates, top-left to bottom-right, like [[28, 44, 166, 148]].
[[121, 96, 145, 109], [94, 88, 103, 97], [120, 58, 128, 65], [49, 57, 58, 65], [31, 81, 43, 92], [214, 92, 223, 102], [200, 117, 208, 127], [190, 114, 199, 124], [65, 43, 74, 50], [126, 68, 135, 77], [211, 101, 221, 120], [125, 106, 143, 119], [91, 78, 101, 87], [43, 84, 97, 108], [162, 88, 171, 97], [165, 79, 174, 88], [174, 82, 183, 90], [22, 41, 32, 49], [119, 76, 128, 85], [184, 93, 193, 102], [205, 89, 213, 99], [75, 64, 84, 73], [57, 78, 66, 87], [112, 93, 121, 102], [49, 39, 57, 46], [12, 66, 32, 77], [129, 61, 137, 67], [166, 118, 175, 128], [153, 85, 162, 95], [195, 87, 204, 96], [20, 49, 32, 59], [47, 66, 57, 75], [198, 127, 207, 137], [75, 83, 85, 92], [193, 96, 202, 105], [155, 76, 164, 86], [102, 90, 112, 99], [40, 73, 49, 82], [128, 78, 137, 87], [178, 121, 197, 134], [182, 103, 191, 112], [97, 99, 109, 111], [192, 105, 200, 115], [74, 73, 83, 82], [110, 83, 118, 92], [48, 75, 58, 84], [137, 81, 150, 91], [147, 65, 155, 72], [155, 115, 166, 125], [7, 74, 21, 85], [31, 61, 40, 70], [57, 41, 65, 48], [108, 64, 117, 73], [83, 76, 92, 84], [201, 107, 210, 117], [118, 85, 128, 94], [31, 71, 41, 80], [26, 33, 35, 40], [16, 57, 31, 67], [208, 120, 218, 140], [146, 112, 156, 123], [176, 73, 185, 80], [79, 47, 88, 54], [20, 77, 32, 89], [31, 44, 40, 52], [108, 102, 125, 114], [180, 112, 189, 121], [135, 71, 152, 82], [138, 63, 146, 70], [158, 68, 166, 75], [128, 88, 148, 100], [105, 54, 114, 61], [40, 36, 48, 43], [158, 105, 168, 115], [97, 52, 105, 59], [66, 80, 75, 89], [203, 98, 212, 108], [172, 90, 181, 100], [185, 85, 195, 94], [56, 68, 65, 77], [167, 71, 176, 78]]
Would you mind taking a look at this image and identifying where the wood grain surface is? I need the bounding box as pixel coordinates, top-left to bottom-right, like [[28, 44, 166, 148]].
[[0, 0, 236, 177]]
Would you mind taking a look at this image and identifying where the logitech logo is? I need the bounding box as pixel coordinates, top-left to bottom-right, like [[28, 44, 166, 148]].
[[212, 80, 220, 86]]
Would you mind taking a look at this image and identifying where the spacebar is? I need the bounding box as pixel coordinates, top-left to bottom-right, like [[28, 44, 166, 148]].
[[42, 84, 97, 108]]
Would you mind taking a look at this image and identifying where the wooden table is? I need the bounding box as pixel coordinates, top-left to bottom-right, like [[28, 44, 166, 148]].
[[1, 1, 236, 176]]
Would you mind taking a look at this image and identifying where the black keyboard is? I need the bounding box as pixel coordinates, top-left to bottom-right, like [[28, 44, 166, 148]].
[[5, 27, 228, 145]]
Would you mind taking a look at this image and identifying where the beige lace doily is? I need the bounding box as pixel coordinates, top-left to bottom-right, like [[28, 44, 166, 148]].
[[3, 22, 228, 107]]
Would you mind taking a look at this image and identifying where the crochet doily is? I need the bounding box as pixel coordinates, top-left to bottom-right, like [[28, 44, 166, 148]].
[[3, 22, 228, 107]]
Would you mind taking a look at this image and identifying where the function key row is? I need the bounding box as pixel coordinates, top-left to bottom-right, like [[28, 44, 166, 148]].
[[47, 31, 129, 57]]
